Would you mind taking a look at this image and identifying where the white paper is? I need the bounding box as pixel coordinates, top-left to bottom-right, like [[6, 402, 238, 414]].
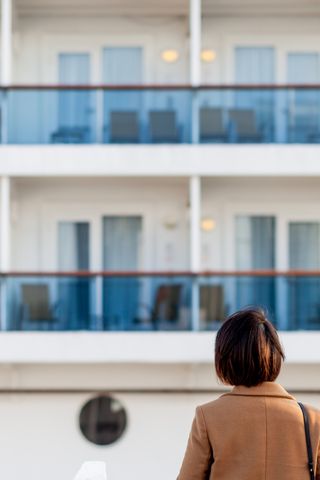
[[73, 461, 107, 480]]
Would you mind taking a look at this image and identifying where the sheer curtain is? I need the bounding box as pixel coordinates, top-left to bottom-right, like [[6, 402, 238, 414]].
[[58, 53, 91, 130], [235, 215, 275, 317], [235, 47, 275, 140], [58, 222, 90, 329], [58, 222, 89, 271], [287, 53, 320, 141], [102, 47, 143, 139], [289, 222, 320, 328], [102, 216, 142, 329]]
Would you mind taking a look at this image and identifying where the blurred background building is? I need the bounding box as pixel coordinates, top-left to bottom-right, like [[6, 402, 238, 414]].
[[0, 0, 320, 478]]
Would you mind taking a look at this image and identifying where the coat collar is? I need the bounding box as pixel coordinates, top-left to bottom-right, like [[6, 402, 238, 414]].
[[222, 382, 295, 400]]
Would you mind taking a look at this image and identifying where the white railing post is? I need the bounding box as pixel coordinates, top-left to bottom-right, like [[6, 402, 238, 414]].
[[189, 176, 201, 330], [1, 0, 12, 144], [189, 0, 201, 87], [1, 0, 12, 86], [189, 0, 201, 144], [0, 176, 10, 330]]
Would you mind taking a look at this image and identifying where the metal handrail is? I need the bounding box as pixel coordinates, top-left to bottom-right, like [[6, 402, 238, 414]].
[[2, 270, 320, 277], [2, 84, 320, 90]]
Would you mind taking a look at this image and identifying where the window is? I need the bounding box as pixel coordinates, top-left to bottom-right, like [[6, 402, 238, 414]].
[[79, 395, 127, 446]]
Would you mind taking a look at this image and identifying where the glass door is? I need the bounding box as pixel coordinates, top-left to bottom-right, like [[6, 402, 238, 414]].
[[57, 53, 92, 143], [58, 221, 90, 329], [102, 47, 143, 142], [235, 215, 276, 318], [288, 221, 320, 329], [234, 47, 275, 142], [102, 216, 142, 329], [287, 53, 320, 142]]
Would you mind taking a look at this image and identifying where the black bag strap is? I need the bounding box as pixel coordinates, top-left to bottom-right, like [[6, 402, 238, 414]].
[[298, 402, 315, 480]]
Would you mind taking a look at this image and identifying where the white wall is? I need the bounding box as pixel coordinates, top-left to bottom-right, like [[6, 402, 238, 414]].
[[12, 15, 188, 84], [0, 383, 318, 480], [9, 176, 320, 271], [202, 16, 320, 83], [11, 177, 189, 270], [201, 176, 320, 270], [8, 14, 320, 84]]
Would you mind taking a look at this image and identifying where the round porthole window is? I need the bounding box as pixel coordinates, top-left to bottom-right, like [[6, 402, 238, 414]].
[[79, 395, 127, 446]]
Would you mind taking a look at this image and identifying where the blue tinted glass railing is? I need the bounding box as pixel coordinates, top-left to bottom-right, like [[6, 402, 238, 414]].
[[2, 273, 193, 331], [1, 271, 320, 331], [2, 85, 320, 144]]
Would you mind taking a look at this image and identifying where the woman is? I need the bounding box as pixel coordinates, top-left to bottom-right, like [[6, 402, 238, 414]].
[[177, 307, 320, 479]]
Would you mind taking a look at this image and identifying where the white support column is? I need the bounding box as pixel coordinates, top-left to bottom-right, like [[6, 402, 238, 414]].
[[0, 176, 10, 330], [189, 176, 201, 330], [190, 175, 201, 272], [1, 0, 12, 144], [189, 0, 201, 86], [0, 176, 10, 271], [189, 0, 201, 143], [1, 0, 13, 85]]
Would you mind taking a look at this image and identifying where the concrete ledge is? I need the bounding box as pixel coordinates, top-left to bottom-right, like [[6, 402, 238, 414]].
[[1, 144, 320, 177], [0, 331, 318, 364]]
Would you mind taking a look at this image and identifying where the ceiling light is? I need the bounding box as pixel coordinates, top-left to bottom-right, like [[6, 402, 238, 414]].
[[201, 218, 216, 232], [201, 49, 217, 63], [161, 49, 179, 63]]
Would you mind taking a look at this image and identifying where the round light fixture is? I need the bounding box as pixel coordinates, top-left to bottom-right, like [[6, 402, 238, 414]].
[[161, 49, 179, 63], [201, 218, 216, 232], [201, 49, 217, 63]]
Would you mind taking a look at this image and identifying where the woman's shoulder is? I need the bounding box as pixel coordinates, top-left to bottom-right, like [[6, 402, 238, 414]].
[[196, 391, 234, 415]]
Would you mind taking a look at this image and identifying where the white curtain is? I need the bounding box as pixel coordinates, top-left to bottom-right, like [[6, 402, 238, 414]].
[[288, 222, 320, 328], [58, 53, 91, 128], [236, 215, 275, 269], [234, 47, 275, 139], [287, 53, 320, 141], [235, 216, 276, 317], [235, 47, 275, 84], [102, 216, 142, 271], [102, 47, 142, 85], [289, 222, 320, 269], [58, 222, 89, 271]]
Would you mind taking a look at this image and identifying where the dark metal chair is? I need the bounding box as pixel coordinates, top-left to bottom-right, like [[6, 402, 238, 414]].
[[109, 111, 140, 143], [200, 108, 228, 142], [20, 283, 60, 330], [229, 109, 263, 143], [149, 110, 180, 143]]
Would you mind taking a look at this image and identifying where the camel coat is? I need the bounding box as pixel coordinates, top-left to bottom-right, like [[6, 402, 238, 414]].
[[177, 382, 320, 480]]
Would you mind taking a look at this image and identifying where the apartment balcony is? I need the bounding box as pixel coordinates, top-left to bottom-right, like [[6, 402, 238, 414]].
[[2, 271, 320, 332], [1, 85, 320, 145]]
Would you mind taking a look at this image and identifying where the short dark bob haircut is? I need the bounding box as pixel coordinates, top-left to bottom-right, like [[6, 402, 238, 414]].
[[215, 307, 285, 387]]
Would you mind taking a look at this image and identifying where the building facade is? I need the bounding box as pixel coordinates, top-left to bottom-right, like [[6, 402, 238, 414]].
[[1, 0, 320, 478]]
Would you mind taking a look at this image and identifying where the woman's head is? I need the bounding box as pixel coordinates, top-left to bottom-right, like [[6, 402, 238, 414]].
[[215, 307, 285, 387]]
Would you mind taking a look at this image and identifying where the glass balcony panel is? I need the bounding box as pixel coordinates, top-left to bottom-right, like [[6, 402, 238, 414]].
[[102, 275, 192, 331], [2, 86, 320, 144], [6, 275, 95, 331], [6, 89, 97, 144], [103, 89, 192, 144], [3, 273, 320, 331]]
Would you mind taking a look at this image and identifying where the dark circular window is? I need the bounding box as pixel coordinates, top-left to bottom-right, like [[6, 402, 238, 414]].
[[79, 395, 127, 446]]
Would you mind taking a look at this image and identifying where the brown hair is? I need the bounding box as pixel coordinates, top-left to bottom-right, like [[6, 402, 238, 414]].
[[215, 307, 285, 387]]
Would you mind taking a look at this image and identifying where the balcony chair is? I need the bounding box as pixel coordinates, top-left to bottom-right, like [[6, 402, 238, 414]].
[[109, 111, 140, 143], [200, 107, 228, 142], [149, 110, 180, 143], [51, 126, 89, 144], [150, 284, 184, 330], [200, 284, 225, 330], [229, 109, 263, 143], [20, 283, 60, 331]]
